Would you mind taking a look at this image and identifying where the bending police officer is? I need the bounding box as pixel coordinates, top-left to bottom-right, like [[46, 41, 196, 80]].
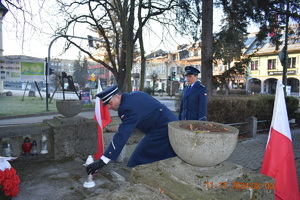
[[86, 85, 178, 175]]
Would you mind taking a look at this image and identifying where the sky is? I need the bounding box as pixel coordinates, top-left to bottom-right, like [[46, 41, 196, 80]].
[[2, 0, 86, 59], [2, 2, 259, 60]]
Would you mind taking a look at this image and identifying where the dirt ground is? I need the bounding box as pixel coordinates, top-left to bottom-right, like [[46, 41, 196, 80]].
[[180, 121, 232, 132]]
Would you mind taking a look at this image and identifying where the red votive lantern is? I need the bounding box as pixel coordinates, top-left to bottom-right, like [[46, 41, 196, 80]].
[[22, 137, 32, 155]]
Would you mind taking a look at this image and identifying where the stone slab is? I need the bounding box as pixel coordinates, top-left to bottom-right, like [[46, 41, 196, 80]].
[[44, 116, 98, 160], [44, 115, 89, 125], [87, 183, 172, 200], [130, 157, 274, 200], [0, 123, 51, 138]]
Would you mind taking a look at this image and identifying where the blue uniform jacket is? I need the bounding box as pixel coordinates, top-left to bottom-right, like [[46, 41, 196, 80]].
[[178, 81, 207, 121], [103, 91, 178, 167]]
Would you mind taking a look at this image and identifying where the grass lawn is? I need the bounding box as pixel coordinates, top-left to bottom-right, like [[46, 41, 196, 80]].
[[0, 96, 95, 117]]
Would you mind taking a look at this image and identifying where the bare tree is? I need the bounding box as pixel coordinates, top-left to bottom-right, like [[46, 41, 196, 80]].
[[1, 0, 62, 54], [53, 0, 134, 91], [53, 0, 180, 92], [136, 0, 179, 91]]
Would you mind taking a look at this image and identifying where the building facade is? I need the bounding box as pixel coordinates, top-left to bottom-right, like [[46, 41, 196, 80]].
[[133, 24, 300, 95], [245, 24, 300, 96], [87, 63, 112, 88]]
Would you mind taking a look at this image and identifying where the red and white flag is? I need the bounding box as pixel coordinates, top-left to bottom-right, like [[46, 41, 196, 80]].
[[261, 80, 300, 200], [93, 80, 112, 160]]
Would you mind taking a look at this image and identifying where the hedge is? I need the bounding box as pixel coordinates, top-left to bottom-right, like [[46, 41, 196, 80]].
[[175, 94, 299, 124], [207, 95, 299, 124]]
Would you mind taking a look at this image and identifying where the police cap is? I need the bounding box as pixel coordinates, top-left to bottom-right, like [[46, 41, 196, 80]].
[[96, 84, 120, 105], [185, 66, 200, 75]]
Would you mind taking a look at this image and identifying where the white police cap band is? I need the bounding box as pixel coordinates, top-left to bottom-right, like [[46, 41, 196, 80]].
[[96, 85, 119, 105], [102, 87, 119, 104]]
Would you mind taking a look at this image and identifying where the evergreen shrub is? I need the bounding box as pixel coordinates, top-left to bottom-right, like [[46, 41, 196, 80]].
[[215, 89, 247, 95], [207, 95, 299, 124]]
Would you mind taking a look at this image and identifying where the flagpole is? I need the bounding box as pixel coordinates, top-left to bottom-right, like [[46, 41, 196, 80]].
[[93, 79, 112, 160], [282, 0, 290, 96]]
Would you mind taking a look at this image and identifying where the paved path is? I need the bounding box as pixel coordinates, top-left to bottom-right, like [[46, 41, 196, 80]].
[[228, 129, 300, 191], [0, 110, 105, 126]]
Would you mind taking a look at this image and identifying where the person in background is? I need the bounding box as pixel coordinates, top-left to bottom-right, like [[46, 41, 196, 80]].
[[86, 85, 178, 175], [178, 66, 208, 121]]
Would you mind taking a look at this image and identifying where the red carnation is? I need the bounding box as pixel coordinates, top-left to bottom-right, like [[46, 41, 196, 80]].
[[0, 170, 4, 184], [1, 167, 20, 197]]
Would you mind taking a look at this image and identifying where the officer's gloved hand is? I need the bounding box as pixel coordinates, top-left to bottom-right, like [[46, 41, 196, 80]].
[[86, 159, 106, 175]]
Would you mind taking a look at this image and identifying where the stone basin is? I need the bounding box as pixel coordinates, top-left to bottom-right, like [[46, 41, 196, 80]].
[[168, 120, 239, 167], [56, 99, 84, 117]]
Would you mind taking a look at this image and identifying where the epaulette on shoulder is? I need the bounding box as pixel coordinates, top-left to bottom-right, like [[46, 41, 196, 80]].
[[198, 81, 205, 88]]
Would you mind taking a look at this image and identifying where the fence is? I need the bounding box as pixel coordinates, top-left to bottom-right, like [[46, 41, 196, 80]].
[[226, 117, 272, 138]]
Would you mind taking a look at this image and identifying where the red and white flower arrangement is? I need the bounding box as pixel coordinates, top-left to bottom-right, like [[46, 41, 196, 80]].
[[0, 157, 20, 197]]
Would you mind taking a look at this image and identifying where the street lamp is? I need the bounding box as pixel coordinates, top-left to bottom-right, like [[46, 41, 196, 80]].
[[0, 1, 8, 56], [0, 2, 8, 94], [46, 35, 106, 111]]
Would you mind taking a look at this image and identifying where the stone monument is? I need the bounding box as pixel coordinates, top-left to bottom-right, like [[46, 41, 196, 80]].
[[129, 121, 274, 199]]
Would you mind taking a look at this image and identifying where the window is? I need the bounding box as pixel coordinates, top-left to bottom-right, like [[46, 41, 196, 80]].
[[157, 66, 161, 74], [251, 60, 258, 70], [170, 67, 175, 75], [288, 57, 296, 68], [194, 50, 198, 56], [179, 51, 189, 60], [172, 54, 176, 61], [268, 59, 276, 70], [176, 67, 181, 75], [220, 65, 224, 72], [162, 66, 165, 74]]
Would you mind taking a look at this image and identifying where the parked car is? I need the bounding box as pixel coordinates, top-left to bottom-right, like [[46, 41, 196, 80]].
[[41, 86, 55, 92]]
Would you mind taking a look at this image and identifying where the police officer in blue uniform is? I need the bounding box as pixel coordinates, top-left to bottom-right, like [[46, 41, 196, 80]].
[[178, 66, 208, 121], [86, 85, 178, 175]]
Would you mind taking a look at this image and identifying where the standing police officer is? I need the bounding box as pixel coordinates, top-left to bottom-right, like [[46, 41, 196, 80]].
[[178, 66, 208, 121], [86, 85, 178, 175]]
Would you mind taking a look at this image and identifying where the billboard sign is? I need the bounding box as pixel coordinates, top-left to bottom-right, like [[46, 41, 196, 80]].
[[0, 56, 45, 81]]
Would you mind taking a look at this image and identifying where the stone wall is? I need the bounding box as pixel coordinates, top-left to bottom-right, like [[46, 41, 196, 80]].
[[0, 116, 98, 160]]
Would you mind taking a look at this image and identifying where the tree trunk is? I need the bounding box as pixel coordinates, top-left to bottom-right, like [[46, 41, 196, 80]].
[[138, 0, 145, 91], [124, 0, 136, 92], [115, 70, 127, 92], [201, 0, 213, 96]]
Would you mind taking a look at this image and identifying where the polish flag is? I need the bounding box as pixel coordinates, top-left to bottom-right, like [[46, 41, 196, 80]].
[[93, 80, 112, 160], [261, 80, 300, 200]]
